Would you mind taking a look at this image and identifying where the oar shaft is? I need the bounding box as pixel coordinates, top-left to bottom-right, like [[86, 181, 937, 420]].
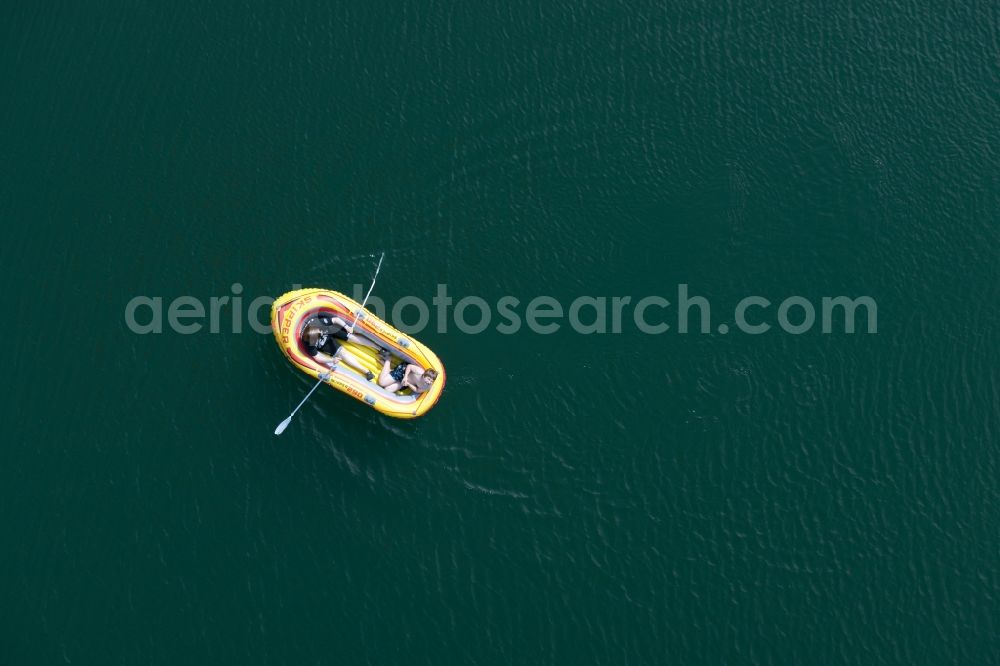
[[275, 251, 386, 435], [287, 373, 328, 419], [347, 252, 385, 336]]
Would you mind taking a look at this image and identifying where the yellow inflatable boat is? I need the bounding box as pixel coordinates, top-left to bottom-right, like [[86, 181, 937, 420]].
[[270, 288, 446, 419]]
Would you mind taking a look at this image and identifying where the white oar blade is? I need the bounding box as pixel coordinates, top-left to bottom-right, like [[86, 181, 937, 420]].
[[274, 417, 292, 435]]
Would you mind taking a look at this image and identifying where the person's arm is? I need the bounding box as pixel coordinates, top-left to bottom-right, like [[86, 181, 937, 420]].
[[402, 365, 428, 393]]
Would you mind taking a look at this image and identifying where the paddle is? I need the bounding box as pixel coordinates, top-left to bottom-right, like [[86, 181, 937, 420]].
[[274, 251, 386, 435], [273, 374, 329, 435]]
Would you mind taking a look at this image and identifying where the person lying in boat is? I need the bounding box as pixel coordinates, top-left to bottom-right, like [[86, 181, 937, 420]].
[[306, 314, 382, 350], [376, 350, 439, 394], [302, 322, 376, 381]]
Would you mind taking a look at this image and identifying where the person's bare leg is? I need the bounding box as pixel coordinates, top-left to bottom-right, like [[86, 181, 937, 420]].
[[377, 360, 403, 391], [378, 360, 394, 386], [334, 348, 372, 377], [345, 332, 381, 350], [327, 316, 379, 350], [314, 351, 338, 367]]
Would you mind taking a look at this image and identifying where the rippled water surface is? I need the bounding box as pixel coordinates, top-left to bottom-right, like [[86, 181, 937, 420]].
[[2, 2, 998, 663]]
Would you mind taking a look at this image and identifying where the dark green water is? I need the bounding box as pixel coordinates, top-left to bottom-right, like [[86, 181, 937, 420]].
[[3, 1, 999, 663]]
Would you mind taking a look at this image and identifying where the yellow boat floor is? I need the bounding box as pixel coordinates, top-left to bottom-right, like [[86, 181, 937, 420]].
[[338, 340, 411, 393]]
